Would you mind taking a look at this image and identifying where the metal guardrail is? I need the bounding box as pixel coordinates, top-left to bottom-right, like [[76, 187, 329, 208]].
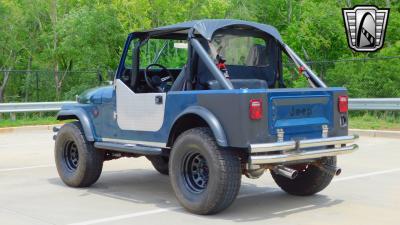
[[0, 101, 76, 113], [349, 98, 400, 110], [0, 98, 399, 114]]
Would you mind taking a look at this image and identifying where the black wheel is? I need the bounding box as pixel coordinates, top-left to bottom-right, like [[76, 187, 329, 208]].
[[55, 122, 104, 187], [146, 155, 169, 175], [169, 127, 241, 215], [271, 157, 336, 196]]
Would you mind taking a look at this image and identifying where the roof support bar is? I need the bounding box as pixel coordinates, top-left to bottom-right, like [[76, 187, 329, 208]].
[[190, 38, 234, 90]]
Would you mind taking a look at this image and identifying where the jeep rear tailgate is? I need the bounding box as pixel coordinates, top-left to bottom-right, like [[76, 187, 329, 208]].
[[267, 88, 344, 141]]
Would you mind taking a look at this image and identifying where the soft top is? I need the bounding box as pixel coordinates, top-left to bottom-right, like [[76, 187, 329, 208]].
[[131, 19, 283, 43]]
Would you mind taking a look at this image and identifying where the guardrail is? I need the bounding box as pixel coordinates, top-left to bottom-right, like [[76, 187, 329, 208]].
[[0, 101, 76, 113], [348, 98, 400, 110], [0, 98, 399, 115]]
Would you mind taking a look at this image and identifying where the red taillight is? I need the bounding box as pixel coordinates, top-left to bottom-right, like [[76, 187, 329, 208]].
[[249, 99, 263, 120], [338, 95, 348, 113]]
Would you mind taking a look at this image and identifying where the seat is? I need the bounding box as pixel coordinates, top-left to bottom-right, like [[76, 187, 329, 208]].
[[246, 44, 268, 66], [169, 66, 187, 91]]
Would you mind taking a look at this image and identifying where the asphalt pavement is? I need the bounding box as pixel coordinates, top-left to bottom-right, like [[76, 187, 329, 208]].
[[1, 128, 399, 225]]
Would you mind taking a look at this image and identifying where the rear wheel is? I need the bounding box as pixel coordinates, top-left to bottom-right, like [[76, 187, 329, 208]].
[[169, 127, 241, 215], [147, 155, 169, 175], [55, 122, 104, 187], [271, 157, 336, 196]]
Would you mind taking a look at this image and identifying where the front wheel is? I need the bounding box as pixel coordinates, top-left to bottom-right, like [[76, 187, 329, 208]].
[[55, 122, 104, 187], [271, 157, 337, 196], [169, 128, 241, 215]]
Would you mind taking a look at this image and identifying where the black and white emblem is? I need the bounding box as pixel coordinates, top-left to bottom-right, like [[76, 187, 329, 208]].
[[342, 5, 389, 52]]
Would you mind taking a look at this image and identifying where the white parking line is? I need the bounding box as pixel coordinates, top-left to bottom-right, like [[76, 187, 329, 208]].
[[68, 208, 181, 225], [66, 167, 400, 225], [0, 164, 54, 172], [333, 168, 400, 182]]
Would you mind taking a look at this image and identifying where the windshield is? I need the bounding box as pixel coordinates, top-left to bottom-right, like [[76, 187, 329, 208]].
[[141, 39, 188, 69]]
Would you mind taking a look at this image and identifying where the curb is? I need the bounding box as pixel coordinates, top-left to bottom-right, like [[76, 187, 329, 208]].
[[350, 129, 400, 139], [0, 124, 64, 134]]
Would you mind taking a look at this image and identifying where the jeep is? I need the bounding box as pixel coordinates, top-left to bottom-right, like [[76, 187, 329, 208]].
[[54, 19, 358, 215]]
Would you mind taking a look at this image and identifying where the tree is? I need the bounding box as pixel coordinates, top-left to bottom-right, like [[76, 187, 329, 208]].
[[0, 1, 27, 102]]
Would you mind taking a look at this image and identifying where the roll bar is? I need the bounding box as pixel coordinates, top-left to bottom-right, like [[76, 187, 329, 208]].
[[284, 44, 327, 88], [190, 38, 234, 90]]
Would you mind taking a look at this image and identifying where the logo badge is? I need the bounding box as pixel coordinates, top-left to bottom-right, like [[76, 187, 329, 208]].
[[342, 5, 390, 52]]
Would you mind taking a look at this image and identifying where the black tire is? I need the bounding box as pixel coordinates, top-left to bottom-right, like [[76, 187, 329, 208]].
[[55, 122, 104, 187], [169, 127, 241, 215], [146, 155, 169, 175], [271, 156, 336, 196]]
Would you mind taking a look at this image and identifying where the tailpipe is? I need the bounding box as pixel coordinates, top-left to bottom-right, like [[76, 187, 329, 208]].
[[313, 163, 342, 176], [273, 165, 298, 180]]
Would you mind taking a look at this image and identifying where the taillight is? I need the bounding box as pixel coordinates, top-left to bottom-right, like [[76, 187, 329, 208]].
[[249, 99, 263, 120], [338, 95, 348, 113]]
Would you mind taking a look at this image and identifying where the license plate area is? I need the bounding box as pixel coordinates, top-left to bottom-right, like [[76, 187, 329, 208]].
[[269, 95, 333, 140]]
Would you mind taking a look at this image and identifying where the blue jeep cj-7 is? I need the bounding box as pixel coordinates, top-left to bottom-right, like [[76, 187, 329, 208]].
[[54, 19, 358, 214]]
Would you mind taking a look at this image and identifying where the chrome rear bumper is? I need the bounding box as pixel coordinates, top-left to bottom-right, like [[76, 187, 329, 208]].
[[249, 135, 359, 165]]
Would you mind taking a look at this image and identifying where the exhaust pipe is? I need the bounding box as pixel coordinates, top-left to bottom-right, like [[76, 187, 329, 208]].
[[273, 165, 298, 179], [313, 163, 342, 176]]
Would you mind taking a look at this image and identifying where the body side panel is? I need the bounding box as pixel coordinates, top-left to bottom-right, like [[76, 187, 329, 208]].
[[91, 87, 347, 148]]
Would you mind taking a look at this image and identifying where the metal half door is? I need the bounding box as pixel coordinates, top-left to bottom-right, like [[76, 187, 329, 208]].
[[115, 79, 165, 132]]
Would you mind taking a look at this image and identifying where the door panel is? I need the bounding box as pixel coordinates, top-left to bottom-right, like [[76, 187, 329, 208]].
[[115, 79, 165, 131]]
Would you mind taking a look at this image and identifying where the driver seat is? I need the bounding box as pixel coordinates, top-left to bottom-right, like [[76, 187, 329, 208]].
[[170, 65, 190, 91]]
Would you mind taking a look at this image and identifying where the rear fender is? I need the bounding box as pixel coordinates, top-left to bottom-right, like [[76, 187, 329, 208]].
[[174, 106, 228, 147]]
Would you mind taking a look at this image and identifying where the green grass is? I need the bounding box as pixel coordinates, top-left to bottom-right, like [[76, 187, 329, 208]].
[[0, 117, 61, 128], [349, 114, 400, 131]]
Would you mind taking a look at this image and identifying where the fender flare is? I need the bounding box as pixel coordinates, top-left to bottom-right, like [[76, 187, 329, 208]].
[[174, 106, 228, 147], [56, 108, 95, 141]]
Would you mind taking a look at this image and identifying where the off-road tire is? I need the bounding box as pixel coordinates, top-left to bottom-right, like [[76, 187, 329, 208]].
[[146, 156, 169, 175], [169, 127, 241, 215], [55, 122, 104, 187], [271, 156, 336, 196]]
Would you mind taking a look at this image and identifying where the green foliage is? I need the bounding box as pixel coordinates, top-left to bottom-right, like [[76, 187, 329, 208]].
[[0, 0, 399, 102], [0, 115, 60, 128], [349, 112, 400, 130]]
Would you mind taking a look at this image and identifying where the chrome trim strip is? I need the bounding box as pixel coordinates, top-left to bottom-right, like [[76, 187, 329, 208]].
[[250, 144, 358, 165], [101, 138, 167, 148]]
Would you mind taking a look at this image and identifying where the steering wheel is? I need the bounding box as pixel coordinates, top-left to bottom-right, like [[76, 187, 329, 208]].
[[144, 63, 174, 92]]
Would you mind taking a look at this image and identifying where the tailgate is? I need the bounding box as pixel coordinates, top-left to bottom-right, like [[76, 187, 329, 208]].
[[268, 92, 333, 140]]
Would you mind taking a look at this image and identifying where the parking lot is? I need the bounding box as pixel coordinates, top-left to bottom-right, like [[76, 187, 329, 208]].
[[1, 127, 399, 225]]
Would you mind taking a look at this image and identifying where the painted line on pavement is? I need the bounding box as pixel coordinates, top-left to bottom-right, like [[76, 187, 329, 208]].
[[67, 208, 181, 225], [66, 167, 400, 225], [0, 164, 54, 172], [333, 168, 400, 182]]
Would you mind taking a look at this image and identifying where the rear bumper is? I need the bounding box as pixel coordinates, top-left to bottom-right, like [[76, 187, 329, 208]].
[[249, 135, 359, 165]]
